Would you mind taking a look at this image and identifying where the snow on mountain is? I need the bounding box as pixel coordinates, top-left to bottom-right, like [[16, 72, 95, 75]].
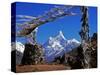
[[67, 38, 80, 44], [12, 41, 25, 52], [56, 30, 66, 40], [11, 41, 25, 64], [66, 38, 80, 51], [16, 42, 25, 53], [43, 30, 80, 62]]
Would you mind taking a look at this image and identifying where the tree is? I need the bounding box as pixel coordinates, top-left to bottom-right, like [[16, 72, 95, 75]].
[[79, 6, 91, 68]]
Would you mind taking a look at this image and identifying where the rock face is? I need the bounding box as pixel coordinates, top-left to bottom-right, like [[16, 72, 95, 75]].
[[66, 45, 84, 69], [21, 43, 44, 65], [65, 33, 97, 69], [16, 50, 23, 65], [89, 33, 97, 68]]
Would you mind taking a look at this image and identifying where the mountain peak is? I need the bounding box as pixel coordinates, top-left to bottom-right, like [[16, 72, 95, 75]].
[[49, 36, 53, 40], [58, 30, 66, 40], [67, 38, 80, 45], [71, 38, 80, 44]]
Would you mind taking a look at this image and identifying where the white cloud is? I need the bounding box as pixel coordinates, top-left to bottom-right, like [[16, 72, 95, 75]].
[[16, 19, 31, 22], [16, 15, 37, 23], [16, 15, 36, 19]]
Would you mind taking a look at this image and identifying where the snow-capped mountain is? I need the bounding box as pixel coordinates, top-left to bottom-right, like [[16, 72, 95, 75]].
[[43, 31, 80, 62], [11, 42, 25, 64]]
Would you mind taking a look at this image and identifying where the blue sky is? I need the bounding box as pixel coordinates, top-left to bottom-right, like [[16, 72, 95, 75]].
[[15, 2, 97, 44]]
